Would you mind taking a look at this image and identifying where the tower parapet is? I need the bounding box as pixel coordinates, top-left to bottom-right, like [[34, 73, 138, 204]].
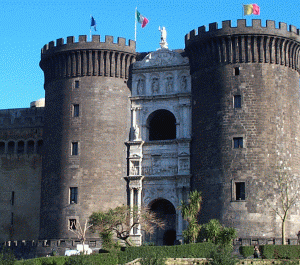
[[185, 20, 300, 240], [185, 20, 300, 73], [40, 35, 136, 82], [39, 35, 136, 240]]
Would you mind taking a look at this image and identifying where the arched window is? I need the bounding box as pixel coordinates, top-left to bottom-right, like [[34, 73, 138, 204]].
[[27, 140, 35, 154], [0, 142, 5, 154], [148, 110, 176, 141], [17, 141, 25, 154], [8, 141, 15, 154], [37, 140, 43, 155]]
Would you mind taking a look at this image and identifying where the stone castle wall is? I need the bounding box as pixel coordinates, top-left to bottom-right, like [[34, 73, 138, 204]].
[[0, 108, 43, 242], [39, 35, 136, 240], [186, 19, 300, 239]]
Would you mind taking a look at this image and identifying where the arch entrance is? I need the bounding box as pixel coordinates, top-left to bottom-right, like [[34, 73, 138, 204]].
[[147, 109, 176, 141], [147, 199, 176, 246]]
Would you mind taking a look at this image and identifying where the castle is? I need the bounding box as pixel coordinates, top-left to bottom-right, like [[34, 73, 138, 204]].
[[1, 19, 300, 251]]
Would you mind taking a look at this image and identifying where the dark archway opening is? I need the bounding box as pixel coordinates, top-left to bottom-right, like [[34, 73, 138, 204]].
[[163, 229, 176, 246], [148, 110, 176, 141], [147, 199, 176, 246]]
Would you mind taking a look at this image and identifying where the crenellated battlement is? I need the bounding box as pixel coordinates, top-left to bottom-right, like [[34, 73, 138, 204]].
[[185, 20, 300, 73], [40, 35, 136, 81], [185, 19, 300, 43], [41, 35, 136, 56]]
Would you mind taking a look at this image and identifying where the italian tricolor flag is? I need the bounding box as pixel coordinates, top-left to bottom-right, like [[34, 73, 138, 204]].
[[136, 9, 149, 28]]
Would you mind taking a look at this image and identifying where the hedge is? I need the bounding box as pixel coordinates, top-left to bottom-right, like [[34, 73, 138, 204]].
[[118, 242, 214, 264], [239, 246, 255, 258], [15, 242, 214, 265], [260, 245, 300, 259]]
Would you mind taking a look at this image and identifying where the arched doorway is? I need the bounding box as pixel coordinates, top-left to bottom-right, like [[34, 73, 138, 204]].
[[147, 199, 176, 246], [147, 110, 176, 141]]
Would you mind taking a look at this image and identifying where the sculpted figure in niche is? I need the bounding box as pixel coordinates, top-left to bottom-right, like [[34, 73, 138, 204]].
[[130, 161, 139, 175], [152, 78, 159, 94], [166, 76, 173, 93], [134, 124, 140, 140], [137, 79, 144, 95], [181, 76, 187, 91]]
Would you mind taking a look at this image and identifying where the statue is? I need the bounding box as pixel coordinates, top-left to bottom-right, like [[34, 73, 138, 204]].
[[137, 79, 144, 95], [158, 26, 168, 49], [134, 124, 140, 140], [181, 76, 187, 91], [166, 76, 173, 92], [152, 78, 159, 94]]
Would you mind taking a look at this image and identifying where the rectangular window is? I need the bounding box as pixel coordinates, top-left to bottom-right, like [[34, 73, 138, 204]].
[[234, 67, 240, 76], [73, 104, 79, 117], [233, 137, 243, 148], [235, 182, 245, 200], [70, 187, 78, 204], [75, 81, 80, 88], [69, 219, 77, 230], [234, 95, 241, 108], [11, 191, 14, 206], [71, 142, 78, 155]]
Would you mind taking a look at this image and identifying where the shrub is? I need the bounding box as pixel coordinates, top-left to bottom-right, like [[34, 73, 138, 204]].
[[239, 246, 255, 258], [209, 245, 238, 265], [260, 245, 300, 259], [118, 242, 214, 264], [0, 247, 16, 265]]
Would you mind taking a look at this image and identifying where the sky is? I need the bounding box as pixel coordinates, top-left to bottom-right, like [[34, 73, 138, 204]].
[[1, 0, 300, 109]]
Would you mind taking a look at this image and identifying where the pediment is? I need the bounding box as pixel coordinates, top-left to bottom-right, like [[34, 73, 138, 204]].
[[133, 49, 189, 69]]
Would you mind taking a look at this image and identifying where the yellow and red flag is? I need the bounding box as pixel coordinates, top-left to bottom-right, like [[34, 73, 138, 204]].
[[244, 4, 260, 15]]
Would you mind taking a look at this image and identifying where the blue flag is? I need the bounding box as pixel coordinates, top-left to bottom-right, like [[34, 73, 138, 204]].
[[91, 16, 97, 31]]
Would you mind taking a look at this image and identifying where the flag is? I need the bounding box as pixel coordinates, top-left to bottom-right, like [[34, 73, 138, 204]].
[[136, 10, 149, 28], [91, 16, 97, 31], [244, 4, 260, 15]]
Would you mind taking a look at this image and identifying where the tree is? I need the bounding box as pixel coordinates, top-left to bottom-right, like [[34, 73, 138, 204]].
[[89, 205, 165, 246], [68, 219, 93, 254], [180, 190, 202, 243], [266, 166, 300, 245]]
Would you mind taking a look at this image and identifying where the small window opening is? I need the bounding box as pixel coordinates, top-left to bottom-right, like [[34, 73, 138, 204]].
[[8, 141, 15, 154], [37, 140, 43, 155], [233, 137, 243, 148], [27, 140, 35, 154], [11, 191, 15, 206], [73, 104, 79, 117], [234, 95, 242, 108], [70, 187, 78, 204], [0, 142, 5, 154], [235, 182, 245, 200], [234, 67, 240, 76], [69, 219, 77, 230], [17, 141, 25, 154], [72, 142, 78, 155], [75, 81, 80, 88]]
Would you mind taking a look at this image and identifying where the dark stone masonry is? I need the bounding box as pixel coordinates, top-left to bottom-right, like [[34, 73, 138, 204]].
[[1, 19, 300, 256]]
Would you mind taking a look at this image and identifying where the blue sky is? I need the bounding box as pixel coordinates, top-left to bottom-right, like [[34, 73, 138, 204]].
[[1, 0, 300, 109]]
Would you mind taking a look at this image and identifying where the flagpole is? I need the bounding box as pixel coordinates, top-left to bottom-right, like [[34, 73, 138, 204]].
[[90, 15, 92, 41], [135, 7, 137, 42], [242, 4, 244, 19]]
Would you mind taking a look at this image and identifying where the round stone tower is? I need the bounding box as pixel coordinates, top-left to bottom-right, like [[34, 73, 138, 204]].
[[185, 20, 300, 240], [39, 35, 136, 240]]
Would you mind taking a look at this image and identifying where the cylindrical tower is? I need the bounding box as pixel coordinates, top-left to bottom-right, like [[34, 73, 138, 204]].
[[185, 20, 300, 239], [39, 35, 136, 239]]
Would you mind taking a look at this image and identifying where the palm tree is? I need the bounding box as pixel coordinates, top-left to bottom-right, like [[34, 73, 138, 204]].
[[180, 190, 202, 243]]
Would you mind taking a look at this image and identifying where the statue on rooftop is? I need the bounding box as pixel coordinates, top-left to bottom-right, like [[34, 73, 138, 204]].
[[159, 26, 168, 49]]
